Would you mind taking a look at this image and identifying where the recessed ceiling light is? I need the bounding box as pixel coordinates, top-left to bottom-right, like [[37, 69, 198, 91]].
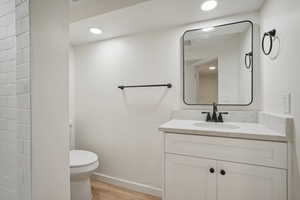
[[89, 28, 103, 35], [202, 27, 215, 32], [209, 66, 216, 70], [201, 0, 218, 11]]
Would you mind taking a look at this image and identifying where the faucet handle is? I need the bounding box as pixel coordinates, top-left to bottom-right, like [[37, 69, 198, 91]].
[[218, 112, 229, 123], [202, 112, 212, 122], [212, 102, 218, 112]]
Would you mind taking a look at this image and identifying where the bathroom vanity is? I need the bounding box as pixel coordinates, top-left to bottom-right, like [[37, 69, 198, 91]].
[[159, 117, 290, 200], [161, 17, 293, 200]]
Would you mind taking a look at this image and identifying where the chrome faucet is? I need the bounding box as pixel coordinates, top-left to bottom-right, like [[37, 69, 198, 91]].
[[202, 102, 228, 123]]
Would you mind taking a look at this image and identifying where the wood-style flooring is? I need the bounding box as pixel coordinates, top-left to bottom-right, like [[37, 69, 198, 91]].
[[91, 180, 161, 200]]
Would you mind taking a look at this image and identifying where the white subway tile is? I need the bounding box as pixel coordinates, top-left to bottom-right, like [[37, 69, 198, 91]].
[[0, 26, 8, 39], [0, 84, 16, 96], [0, 72, 7, 83], [0, 37, 15, 51], [23, 126, 31, 139], [16, 63, 29, 79], [0, 24, 15, 39], [0, 1, 14, 17], [0, 108, 16, 119], [17, 139, 24, 154], [0, 130, 8, 135], [17, 154, 31, 199], [16, 1, 28, 20], [16, 47, 29, 65], [0, 130, 9, 139], [7, 96, 16, 108], [7, 119, 16, 131], [16, 79, 29, 94], [17, 110, 30, 124], [16, 16, 29, 35], [0, 189, 18, 200], [0, 12, 14, 26], [0, 0, 31, 198], [15, 0, 22, 6], [0, 96, 16, 108], [0, 119, 8, 130], [16, 32, 29, 49], [6, 71, 15, 83], [15, 0, 27, 6], [7, 84, 16, 96], [23, 140, 30, 155], [17, 125, 30, 140], [0, 61, 16, 73], [0, 48, 15, 62], [0, 165, 17, 189], [17, 94, 30, 109], [0, 85, 8, 95], [0, 0, 10, 6], [6, 23, 15, 36], [0, 96, 7, 106]]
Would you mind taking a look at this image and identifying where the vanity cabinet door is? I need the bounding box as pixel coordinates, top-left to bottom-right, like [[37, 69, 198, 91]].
[[217, 161, 287, 200], [165, 154, 217, 200]]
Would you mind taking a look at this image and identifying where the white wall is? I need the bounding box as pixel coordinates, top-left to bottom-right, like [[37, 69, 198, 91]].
[[185, 34, 244, 104], [72, 30, 179, 194], [260, 0, 300, 199], [69, 47, 76, 150], [71, 12, 261, 195], [30, 0, 70, 200], [217, 35, 242, 104], [198, 73, 218, 103]]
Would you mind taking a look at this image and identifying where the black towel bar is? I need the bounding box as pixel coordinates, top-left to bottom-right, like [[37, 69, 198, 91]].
[[118, 83, 172, 90]]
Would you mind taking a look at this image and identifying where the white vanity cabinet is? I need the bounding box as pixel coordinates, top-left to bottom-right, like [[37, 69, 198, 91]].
[[216, 161, 286, 200], [165, 154, 217, 200], [163, 133, 288, 200]]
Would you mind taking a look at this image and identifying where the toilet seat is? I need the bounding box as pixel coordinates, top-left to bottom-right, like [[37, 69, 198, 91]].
[[70, 150, 99, 175], [70, 150, 99, 200], [70, 150, 98, 168]]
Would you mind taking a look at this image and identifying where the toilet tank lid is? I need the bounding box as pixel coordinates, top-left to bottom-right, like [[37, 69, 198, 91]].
[[70, 150, 98, 168]]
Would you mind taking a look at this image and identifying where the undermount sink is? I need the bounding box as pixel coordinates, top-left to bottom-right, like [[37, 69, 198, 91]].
[[193, 122, 240, 130]]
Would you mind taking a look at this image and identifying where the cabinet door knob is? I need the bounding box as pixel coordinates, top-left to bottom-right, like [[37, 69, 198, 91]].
[[209, 168, 215, 173], [220, 169, 226, 175]]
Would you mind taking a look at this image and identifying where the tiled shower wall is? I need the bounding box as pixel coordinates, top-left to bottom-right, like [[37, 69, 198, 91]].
[[0, 0, 31, 199]]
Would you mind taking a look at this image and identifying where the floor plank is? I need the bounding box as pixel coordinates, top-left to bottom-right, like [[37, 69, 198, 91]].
[[91, 180, 161, 200]]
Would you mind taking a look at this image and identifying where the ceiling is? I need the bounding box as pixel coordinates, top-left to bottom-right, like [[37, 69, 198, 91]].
[[70, 0, 265, 45], [70, 0, 150, 22]]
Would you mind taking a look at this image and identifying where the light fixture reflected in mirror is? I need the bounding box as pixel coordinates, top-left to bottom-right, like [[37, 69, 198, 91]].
[[202, 27, 215, 32], [209, 66, 216, 71], [201, 0, 218, 11], [89, 28, 103, 35]]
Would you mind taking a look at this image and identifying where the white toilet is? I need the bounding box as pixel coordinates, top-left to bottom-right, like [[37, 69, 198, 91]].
[[70, 150, 99, 200]]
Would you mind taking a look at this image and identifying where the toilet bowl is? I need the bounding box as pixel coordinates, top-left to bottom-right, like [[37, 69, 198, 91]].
[[70, 150, 99, 200]]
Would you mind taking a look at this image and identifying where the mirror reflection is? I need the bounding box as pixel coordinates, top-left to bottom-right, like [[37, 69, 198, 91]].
[[183, 21, 253, 105]]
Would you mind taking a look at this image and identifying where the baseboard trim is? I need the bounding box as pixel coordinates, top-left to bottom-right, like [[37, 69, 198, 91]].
[[92, 172, 162, 197]]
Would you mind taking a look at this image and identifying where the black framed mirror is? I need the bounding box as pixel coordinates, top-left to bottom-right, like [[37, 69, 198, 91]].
[[182, 20, 254, 106]]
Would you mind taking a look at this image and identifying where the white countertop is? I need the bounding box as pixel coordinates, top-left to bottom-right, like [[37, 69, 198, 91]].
[[159, 119, 288, 142]]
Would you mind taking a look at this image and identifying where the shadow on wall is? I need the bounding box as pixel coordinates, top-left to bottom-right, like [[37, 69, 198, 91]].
[[120, 88, 171, 113], [290, 121, 300, 200]]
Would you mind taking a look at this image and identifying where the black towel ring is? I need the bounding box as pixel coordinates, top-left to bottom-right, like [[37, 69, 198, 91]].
[[244, 52, 253, 69], [262, 29, 276, 55]]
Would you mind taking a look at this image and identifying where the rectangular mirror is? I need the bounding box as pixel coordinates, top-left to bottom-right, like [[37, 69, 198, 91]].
[[183, 21, 253, 105]]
